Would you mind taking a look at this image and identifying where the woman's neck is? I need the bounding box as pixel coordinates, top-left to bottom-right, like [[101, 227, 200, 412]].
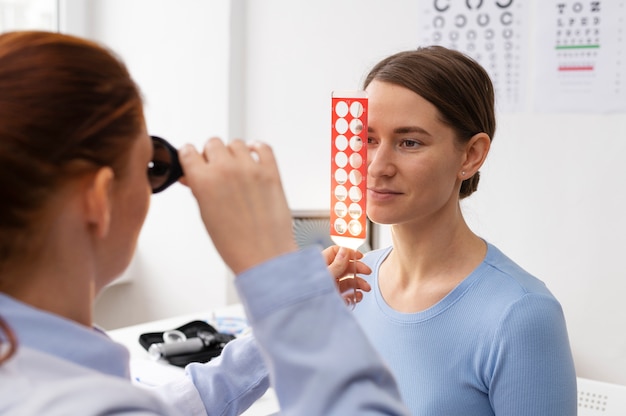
[[378, 209, 487, 312], [0, 218, 97, 327], [1, 257, 95, 327]]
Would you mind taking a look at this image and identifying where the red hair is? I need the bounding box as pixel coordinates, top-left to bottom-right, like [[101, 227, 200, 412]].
[[0, 31, 145, 363]]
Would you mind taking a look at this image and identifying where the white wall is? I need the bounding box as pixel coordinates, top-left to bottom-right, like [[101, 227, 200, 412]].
[[61, 0, 626, 386], [60, 0, 236, 329], [243, 0, 423, 211]]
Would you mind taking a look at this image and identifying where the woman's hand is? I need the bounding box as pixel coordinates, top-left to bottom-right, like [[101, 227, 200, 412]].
[[323, 245, 372, 304], [178, 138, 298, 275]]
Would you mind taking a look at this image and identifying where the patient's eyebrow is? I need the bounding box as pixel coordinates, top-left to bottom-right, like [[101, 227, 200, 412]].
[[394, 126, 431, 135], [368, 126, 432, 136]]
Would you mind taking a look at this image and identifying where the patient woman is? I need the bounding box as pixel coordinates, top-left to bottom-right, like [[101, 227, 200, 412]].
[[344, 47, 578, 415], [0, 31, 409, 415]]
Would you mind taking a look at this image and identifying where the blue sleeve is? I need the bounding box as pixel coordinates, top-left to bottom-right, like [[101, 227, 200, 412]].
[[235, 247, 410, 416], [184, 333, 270, 416], [488, 294, 577, 415]]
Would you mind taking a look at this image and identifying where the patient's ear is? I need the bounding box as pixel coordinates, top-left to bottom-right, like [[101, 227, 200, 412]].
[[83, 167, 114, 239], [459, 132, 491, 178]]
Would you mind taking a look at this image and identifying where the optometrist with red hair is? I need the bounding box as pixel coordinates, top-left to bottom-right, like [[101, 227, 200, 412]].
[[0, 31, 409, 416]]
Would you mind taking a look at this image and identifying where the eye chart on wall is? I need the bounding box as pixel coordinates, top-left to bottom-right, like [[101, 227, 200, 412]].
[[417, 0, 531, 113], [533, 1, 626, 113]]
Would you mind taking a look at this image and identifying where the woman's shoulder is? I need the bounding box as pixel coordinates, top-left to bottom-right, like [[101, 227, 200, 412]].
[[481, 242, 556, 299]]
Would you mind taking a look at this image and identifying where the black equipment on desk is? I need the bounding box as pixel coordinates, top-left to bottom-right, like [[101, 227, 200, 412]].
[[138, 320, 235, 367]]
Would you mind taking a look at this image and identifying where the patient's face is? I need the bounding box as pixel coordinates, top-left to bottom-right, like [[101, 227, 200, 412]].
[[365, 80, 465, 227]]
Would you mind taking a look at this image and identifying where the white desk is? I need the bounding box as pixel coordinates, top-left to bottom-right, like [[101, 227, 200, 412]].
[[107, 304, 280, 416]]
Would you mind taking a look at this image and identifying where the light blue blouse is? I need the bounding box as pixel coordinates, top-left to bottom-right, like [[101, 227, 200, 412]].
[[353, 243, 578, 415]]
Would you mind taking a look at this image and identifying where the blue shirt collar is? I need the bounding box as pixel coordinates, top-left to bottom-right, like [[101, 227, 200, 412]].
[[0, 293, 130, 378]]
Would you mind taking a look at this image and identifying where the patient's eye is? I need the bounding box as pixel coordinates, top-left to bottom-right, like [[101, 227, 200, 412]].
[[401, 139, 421, 148]]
